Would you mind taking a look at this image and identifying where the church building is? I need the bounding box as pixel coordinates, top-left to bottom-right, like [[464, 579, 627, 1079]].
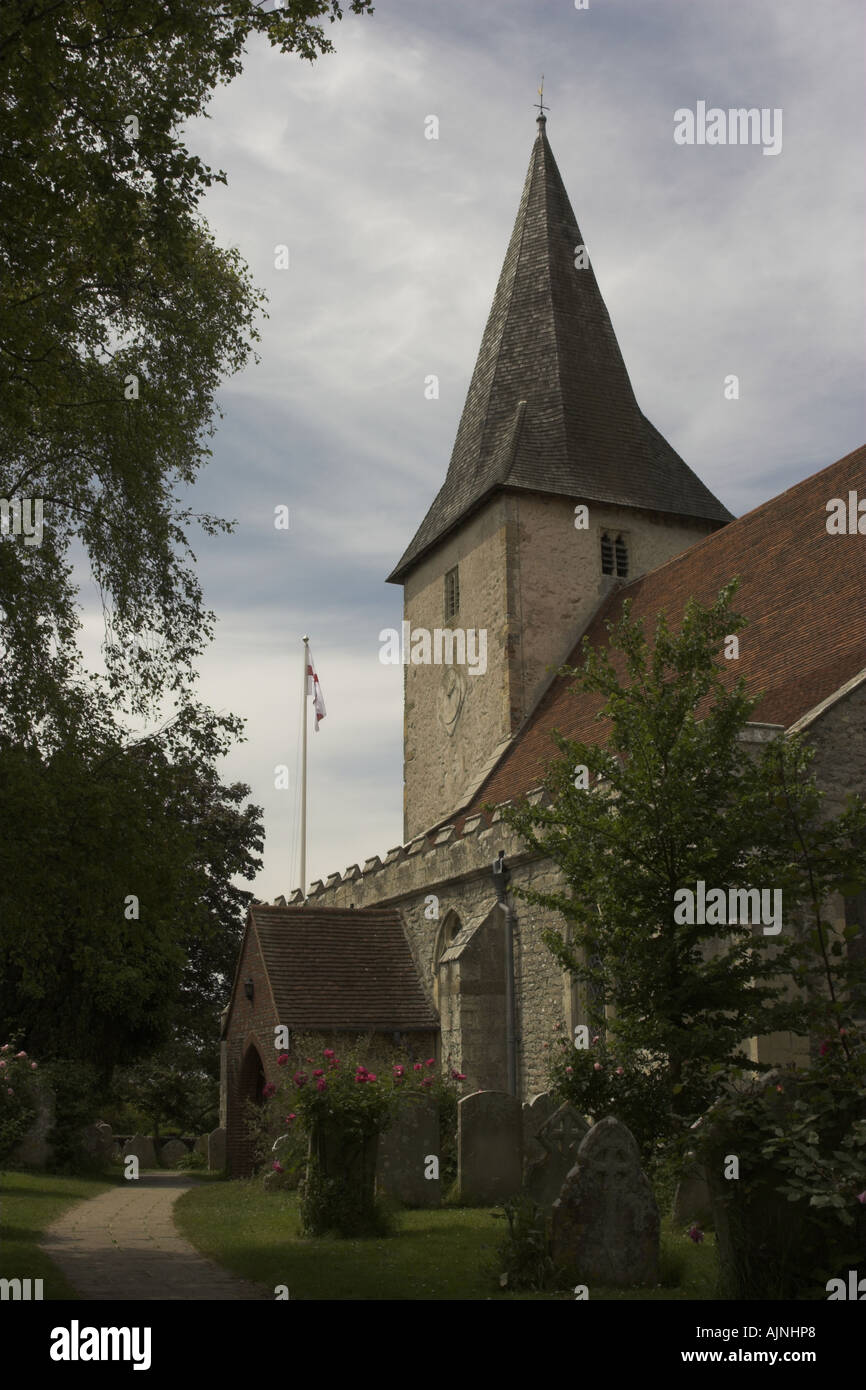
[[221, 115, 866, 1172]]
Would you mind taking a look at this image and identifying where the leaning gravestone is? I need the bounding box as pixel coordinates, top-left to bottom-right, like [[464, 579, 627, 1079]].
[[552, 1116, 659, 1287], [376, 1094, 440, 1207], [159, 1138, 188, 1168], [521, 1092, 558, 1173], [80, 1121, 115, 1164], [122, 1134, 157, 1168], [525, 1102, 590, 1212], [208, 1126, 226, 1172], [457, 1090, 522, 1204]]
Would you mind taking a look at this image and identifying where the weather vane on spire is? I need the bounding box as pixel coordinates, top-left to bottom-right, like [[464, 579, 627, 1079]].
[[534, 76, 550, 119]]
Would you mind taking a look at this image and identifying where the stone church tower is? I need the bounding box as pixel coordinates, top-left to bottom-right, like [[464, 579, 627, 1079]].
[[388, 114, 732, 841]]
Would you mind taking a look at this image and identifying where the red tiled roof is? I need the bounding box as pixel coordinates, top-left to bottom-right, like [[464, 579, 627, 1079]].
[[248, 905, 438, 1031], [462, 444, 866, 818]]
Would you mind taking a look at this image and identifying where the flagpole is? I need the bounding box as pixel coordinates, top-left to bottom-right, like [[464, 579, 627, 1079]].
[[300, 634, 309, 900]]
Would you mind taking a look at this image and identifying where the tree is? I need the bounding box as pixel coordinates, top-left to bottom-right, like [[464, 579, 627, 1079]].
[[0, 0, 373, 739], [501, 581, 866, 1148], [0, 694, 264, 1078]]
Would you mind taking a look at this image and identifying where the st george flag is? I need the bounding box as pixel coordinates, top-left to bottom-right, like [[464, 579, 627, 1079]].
[[306, 646, 326, 732]]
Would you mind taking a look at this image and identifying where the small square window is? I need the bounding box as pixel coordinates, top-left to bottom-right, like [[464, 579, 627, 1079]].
[[444, 566, 460, 619]]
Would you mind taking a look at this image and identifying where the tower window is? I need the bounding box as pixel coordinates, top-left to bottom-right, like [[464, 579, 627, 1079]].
[[600, 533, 614, 575], [444, 566, 460, 619], [615, 534, 629, 578]]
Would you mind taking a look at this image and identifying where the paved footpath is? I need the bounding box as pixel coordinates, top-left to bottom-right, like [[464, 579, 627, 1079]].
[[41, 1173, 269, 1300]]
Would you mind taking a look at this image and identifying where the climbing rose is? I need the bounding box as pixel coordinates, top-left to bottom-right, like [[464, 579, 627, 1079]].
[[305, 1057, 314, 1063], [0, 1044, 9, 1052], [393, 1064, 405, 1076], [413, 1063, 422, 1071], [262, 1082, 276, 1099], [6, 1088, 12, 1095], [425, 1058, 435, 1067], [367, 1073, 377, 1082], [323, 1048, 335, 1058], [565, 1066, 573, 1076], [688, 1225, 704, 1244], [857, 1191, 866, 1205], [272, 1161, 283, 1173], [276, 1052, 289, 1066], [615, 1067, 624, 1075], [316, 1079, 327, 1092], [286, 1114, 296, 1124], [421, 1078, 432, 1088], [30, 1062, 37, 1070], [355, 1074, 367, 1083], [313, 1069, 324, 1077], [592, 1036, 599, 1045], [451, 1070, 466, 1081], [819, 1041, 831, 1056], [293, 1072, 308, 1087], [593, 1062, 602, 1071], [15, 1051, 26, 1059], [776, 1085, 784, 1093]]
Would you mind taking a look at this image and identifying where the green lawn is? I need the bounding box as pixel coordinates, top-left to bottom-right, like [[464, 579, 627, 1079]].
[[175, 1180, 719, 1300], [0, 1170, 116, 1299]]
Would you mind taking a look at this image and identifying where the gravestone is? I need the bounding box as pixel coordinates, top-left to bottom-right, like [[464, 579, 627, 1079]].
[[552, 1116, 659, 1287], [376, 1095, 440, 1207], [521, 1092, 557, 1172], [457, 1090, 522, 1204], [673, 1160, 712, 1226], [160, 1138, 188, 1168], [194, 1134, 209, 1158], [208, 1126, 226, 1172], [80, 1121, 115, 1164], [525, 1102, 591, 1211], [122, 1134, 157, 1168]]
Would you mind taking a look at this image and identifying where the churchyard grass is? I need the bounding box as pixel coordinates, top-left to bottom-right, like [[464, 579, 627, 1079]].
[[0, 1171, 115, 1298], [175, 1181, 718, 1300]]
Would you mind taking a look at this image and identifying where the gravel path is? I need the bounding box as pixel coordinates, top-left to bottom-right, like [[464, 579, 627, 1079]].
[[41, 1172, 269, 1301]]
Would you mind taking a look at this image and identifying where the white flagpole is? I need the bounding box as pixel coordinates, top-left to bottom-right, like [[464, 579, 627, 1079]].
[[300, 634, 309, 899]]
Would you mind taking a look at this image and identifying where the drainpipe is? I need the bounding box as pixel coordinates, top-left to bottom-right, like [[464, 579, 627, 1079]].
[[493, 850, 517, 1096]]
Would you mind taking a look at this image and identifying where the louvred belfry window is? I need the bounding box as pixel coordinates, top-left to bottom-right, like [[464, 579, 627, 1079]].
[[601, 532, 614, 575], [615, 534, 629, 578], [444, 566, 460, 619]]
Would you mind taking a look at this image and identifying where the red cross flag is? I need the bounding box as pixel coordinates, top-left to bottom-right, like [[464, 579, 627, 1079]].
[[306, 647, 326, 731]]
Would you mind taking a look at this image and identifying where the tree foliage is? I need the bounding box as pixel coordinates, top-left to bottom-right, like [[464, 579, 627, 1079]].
[[500, 581, 866, 1141]]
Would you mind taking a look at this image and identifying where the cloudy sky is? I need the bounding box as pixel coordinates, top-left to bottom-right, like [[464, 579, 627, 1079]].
[[87, 0, 866, 903]]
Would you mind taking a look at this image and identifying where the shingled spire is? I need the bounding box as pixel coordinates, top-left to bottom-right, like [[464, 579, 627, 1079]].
[[389, 114, 731, 583]]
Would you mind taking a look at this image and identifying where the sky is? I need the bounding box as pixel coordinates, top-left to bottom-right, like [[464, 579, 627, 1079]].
[[81, 0, 865, 903]]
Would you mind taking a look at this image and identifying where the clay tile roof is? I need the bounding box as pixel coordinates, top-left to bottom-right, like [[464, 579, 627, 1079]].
[[461, 444, 866, 819], [388, 116, 731, 584], [248, 905, 438, 1031]]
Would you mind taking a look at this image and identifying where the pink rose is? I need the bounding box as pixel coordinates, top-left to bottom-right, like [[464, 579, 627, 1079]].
[[425, 1058, 435, 1067], [313, 1069, 324, 1077], [355, 1074, 366, 1083], [592, 1036, 599, 1045], [323, 1048, 335, 1058], [316, 1079, 327, 1092], [6, 1087, 12, 1095], [819, 1041, 831, 1056], [367, 1073, 377, 1082], [565, 1066, 573, 1076], [262, 1082, 276, 1099], [413, 1063, 422, 1071], [593, 1062, 602, 1071], [688, 1225, 704, 1244], [293, 1072, 308, 1087], [286, 1114, 296, 1124], [276, 1052, 289, 1066], [451, 1069, 466, 1080], [272, 1160, 283, 1173], [0, 1044, 9, 1052], [615, 1067, 624, 1075], [15, 1051, 26, 1059], [856, 1191, 866, 1205]]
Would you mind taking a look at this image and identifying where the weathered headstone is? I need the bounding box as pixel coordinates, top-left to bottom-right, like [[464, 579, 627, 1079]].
[[159, 1138, 188, 1168], [208, 1126, 226, 1172], [673, 1160, 712, 1226], [457, 1090, 522, 1204], [122, 1134, 157, 1168], [80, 1121, 115, 1164], [525, 1102, 591, 1211], [194, 1134, 209, 1158], [376, 1095, 440, 1207], [552, 1116, 659, 1287], [521, 1092, 557, 1171]]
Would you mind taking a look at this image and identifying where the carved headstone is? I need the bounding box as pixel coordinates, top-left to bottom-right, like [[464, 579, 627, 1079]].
[[552, 1116, 659, 1287], [121, 1134, 157, 1168], [457, 1090, 522, 1204], [525, 1102, 591, 1211], [521, 1092, 558, 1171], [208, 1126, 226, 1172], [376, 1095, 441, 1207], [159, 1138, 188, 1168]]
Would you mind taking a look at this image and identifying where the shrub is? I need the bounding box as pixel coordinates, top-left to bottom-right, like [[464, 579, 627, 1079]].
[[0, 1043, 40, 1163], [490, 1196, 564, 1292]]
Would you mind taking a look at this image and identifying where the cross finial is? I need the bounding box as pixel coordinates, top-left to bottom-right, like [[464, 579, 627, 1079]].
[[534, 76, 549, 121]]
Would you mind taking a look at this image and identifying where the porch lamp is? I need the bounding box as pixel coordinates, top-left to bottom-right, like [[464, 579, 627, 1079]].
[[244, 978, 254, 1002]]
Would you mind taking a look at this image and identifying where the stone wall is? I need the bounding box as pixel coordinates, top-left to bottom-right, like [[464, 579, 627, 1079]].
[[401, 490, 718, 840]]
